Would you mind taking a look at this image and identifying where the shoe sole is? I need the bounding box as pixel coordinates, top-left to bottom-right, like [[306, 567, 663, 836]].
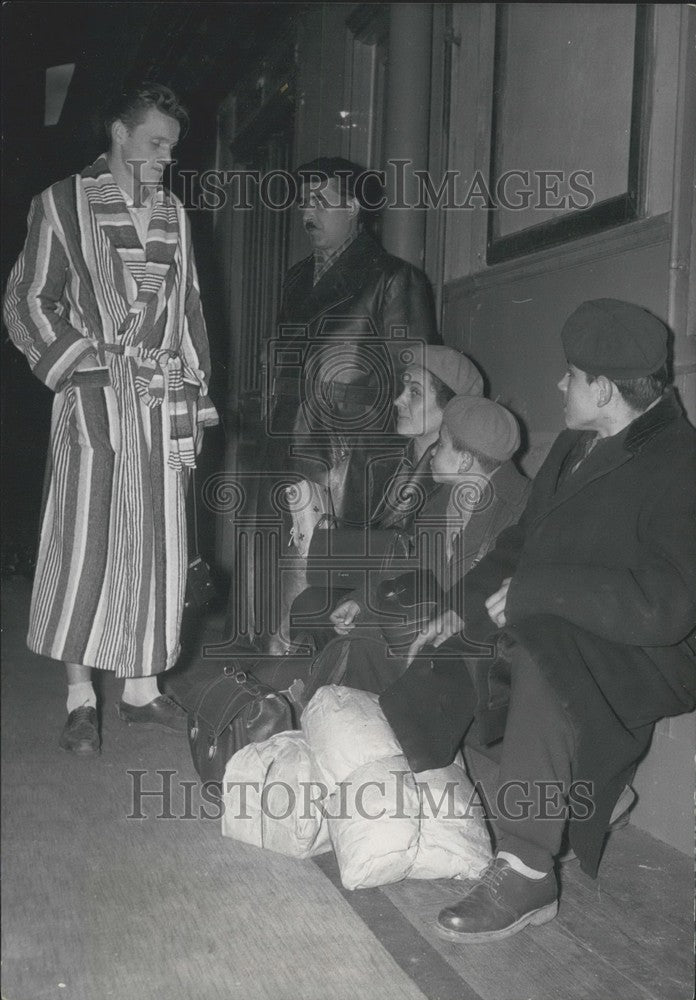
[[58, 741, 100, 755], [435, 900, 558, 943]]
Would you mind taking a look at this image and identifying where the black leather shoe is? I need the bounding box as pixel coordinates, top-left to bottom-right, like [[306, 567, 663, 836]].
[[436, 857, 558, 943], [59, 706, 100, 755], [117, 695, 187, 732]]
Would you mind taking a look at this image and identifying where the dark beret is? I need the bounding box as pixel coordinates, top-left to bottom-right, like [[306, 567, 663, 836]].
[[561, 299, 668, 379], [442, 396, 520, 463]]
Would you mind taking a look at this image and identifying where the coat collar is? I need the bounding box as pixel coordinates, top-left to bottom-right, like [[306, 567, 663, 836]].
[[373, 439, 441, 529], [81, 154, 179, 256], [540, 390, 682, 521], [80, 155, 181, 339], [281, 230, 388, 325], [82, 155, 147, 250], [448, 462, 530, 578], [487, 459, 530, 506], [623, 389, 682, 452]]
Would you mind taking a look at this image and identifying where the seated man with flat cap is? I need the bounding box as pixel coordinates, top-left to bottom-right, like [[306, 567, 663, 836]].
[[381, 298, 696, 943]]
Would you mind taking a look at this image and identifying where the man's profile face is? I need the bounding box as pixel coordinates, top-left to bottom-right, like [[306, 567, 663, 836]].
[[299, 178, 358, 253], [558, 363, 601, 431], [430, 424, 465, 482], [113, 106, 180, 189]]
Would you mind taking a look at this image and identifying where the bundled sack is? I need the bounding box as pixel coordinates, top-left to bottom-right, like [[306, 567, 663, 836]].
[[221, 730, 331, 859], [302, 685, 403, 786], [302, 686, 491, 890], [408, 756, 492, 881], [325, 755, 421, 889]]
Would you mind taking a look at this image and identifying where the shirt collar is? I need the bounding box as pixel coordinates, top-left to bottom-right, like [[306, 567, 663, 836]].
[[119, 183, 157, 210], [312, 231, 358, 284]]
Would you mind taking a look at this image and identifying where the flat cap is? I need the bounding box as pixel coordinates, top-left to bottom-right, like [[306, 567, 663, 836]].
[[423, 345, 484, 397], [442, 396, 520, 463], [295, 156, 384, 212], [561, 299, 668, 379]]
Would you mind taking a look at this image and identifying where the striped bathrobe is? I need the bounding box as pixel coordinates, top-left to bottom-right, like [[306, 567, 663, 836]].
[[3, 155, 218, 676]]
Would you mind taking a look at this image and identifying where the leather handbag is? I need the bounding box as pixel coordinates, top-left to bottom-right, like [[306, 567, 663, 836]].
[[187, 665, 296, 785], [185, 555, 217, 612], [374, 569, 444, 650]]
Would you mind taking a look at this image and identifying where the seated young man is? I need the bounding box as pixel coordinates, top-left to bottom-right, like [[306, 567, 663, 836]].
[[325, 397, 529, 693], [380, 298, 696, 943]]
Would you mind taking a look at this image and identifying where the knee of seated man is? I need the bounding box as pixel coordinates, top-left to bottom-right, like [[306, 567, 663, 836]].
[[291, 586, 329, 619]]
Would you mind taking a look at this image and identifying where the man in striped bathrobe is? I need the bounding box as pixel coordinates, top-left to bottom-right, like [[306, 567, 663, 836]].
[[3, 83, 218, 754]]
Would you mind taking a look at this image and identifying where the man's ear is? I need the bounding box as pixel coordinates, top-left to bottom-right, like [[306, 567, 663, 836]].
[[458, 451, 474, 474], [347, 194, 360, 216], [111, 119, 127, 147], [595, 376, 614, 407]]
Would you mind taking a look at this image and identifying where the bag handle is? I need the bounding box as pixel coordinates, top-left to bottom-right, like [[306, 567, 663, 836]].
[[202, 671, 290, 738]]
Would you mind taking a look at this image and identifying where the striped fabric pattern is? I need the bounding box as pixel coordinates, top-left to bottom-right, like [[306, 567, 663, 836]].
[[3, 156, 218, 676]]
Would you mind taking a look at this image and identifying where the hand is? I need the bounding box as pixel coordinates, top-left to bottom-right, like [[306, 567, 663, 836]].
[[194, 423, 204, 456], [485, 577, 511, 628], [405, 610, 464, 667], [330, 599, 362, 635]]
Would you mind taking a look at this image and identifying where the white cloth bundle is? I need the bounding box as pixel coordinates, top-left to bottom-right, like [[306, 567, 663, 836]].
[[302, 685, 492, 889], [221, 730, 331, 859]]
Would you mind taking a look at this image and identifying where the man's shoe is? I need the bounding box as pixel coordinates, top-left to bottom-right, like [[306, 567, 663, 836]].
[[117, 695, 187, 732], [59, 706, 100, 755], [436, 857, 558, 943]]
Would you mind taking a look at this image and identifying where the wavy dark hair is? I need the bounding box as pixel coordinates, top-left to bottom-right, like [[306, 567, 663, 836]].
[[103, 82, 189, 141], [586, 364, 669, 412]]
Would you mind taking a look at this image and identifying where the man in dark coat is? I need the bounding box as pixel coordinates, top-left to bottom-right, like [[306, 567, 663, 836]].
[[243, 158, 440, 651], [381, 299, 696, 943]]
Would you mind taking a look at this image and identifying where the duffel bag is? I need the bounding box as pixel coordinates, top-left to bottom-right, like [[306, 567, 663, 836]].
[[187, 666, 296, 785]]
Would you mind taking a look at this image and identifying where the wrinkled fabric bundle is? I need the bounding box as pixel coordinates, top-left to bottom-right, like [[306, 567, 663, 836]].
[[221, 731, 331, 859], [411, 758, 492, 880], [302, 685, 491, 889]]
